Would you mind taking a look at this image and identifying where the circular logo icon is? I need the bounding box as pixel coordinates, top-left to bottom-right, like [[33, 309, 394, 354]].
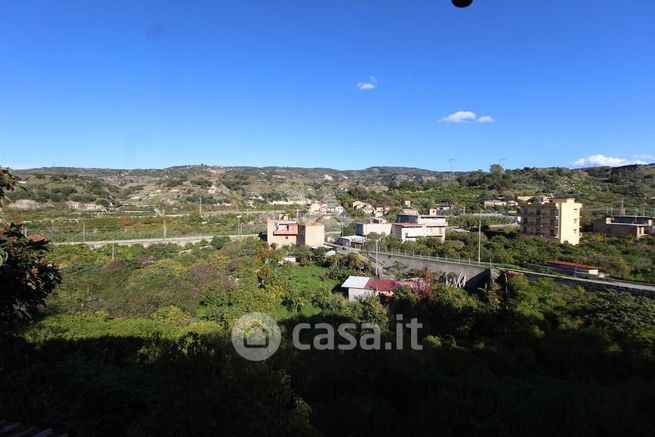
[[231, 312, 281, 361]]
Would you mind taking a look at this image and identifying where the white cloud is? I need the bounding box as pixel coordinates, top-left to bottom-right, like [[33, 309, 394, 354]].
[[439, 111, 494, 123], [440, 111, 477, 123], [572, 154, 648, 167], [356, 75, 377, 91]]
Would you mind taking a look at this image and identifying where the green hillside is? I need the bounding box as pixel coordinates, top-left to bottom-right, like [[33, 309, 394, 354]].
[[3, 163, 654, 213]]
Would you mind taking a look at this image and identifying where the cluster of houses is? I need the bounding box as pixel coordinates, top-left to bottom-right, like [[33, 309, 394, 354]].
[[337, 207, 448, 248], [265, 197, 652, 303], [265, 194, 652, 252], [351, 201, 393, 217], [483, 199, 518, 208], [484, 194, 552, 209], [306, 201, 345, 216], [351, 200, 453, 217]]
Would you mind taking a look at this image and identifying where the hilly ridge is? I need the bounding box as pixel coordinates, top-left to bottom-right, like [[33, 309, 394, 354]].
[[3, 163, 654, 212]]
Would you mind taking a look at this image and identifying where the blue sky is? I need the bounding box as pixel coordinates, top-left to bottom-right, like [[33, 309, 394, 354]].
[[1, 0, 654, 171]]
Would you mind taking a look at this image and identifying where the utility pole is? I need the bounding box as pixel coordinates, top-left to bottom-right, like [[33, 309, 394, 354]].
[[620, 199, 625, 216], [163, 208, 167, 240], [237, 215, 241, 235], [477, 220, 482, 265], [82, 220, 86, 243], [375, 238, 379, 277], [199, 196, 202, 216], [111, 240, 115, 261]]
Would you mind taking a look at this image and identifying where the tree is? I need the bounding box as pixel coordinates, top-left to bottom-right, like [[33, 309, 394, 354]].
[[0, 225, 61, 334], [210, 235, 230, 250], [489, 164, 504, 175], [1, 167, 61, 335], [0, 167, 16, 202]]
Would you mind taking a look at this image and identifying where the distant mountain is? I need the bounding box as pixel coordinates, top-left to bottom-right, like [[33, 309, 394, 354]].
[[5, 163, 655, 211]]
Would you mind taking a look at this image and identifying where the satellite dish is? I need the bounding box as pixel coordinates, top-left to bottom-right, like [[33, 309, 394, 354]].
[[452, 0, 474, 8]]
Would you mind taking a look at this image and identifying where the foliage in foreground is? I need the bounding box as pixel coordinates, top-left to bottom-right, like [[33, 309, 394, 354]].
[[1, 233, 655, 436], [1, 167, 61, 335]]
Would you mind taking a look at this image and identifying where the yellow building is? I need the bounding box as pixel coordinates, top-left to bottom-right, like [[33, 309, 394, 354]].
[[520, 198, 582, 245]]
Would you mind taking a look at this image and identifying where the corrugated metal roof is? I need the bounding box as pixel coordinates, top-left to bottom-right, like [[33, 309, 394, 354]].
[[366, 278, 423, 292], [341, 276, 371, 289]]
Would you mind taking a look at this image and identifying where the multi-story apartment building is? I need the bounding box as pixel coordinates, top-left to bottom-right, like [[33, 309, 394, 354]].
[[266, 218, 325, 247], [519, 198, 581, 245]]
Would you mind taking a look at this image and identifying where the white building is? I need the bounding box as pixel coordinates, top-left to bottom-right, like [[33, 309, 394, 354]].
[[391, 211, 447, 242], [342, 276, 374, 301], [356, 219, 393, 237]]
